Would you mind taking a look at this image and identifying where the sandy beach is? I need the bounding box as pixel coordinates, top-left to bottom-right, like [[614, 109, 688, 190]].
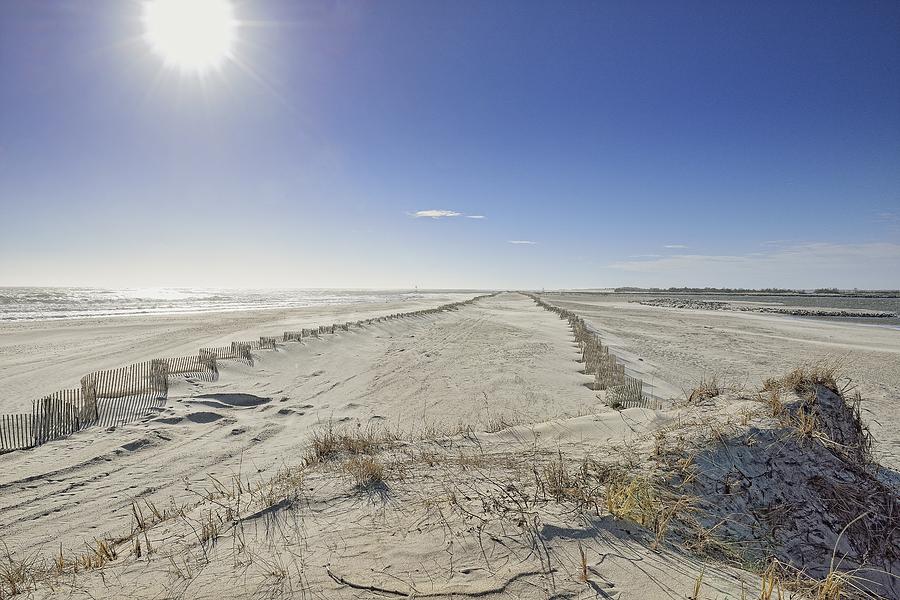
[[0, 292, 476, 413], [1, 292, 898, 599], [542, 292, 900, 469], [4, 2, 898, 596]]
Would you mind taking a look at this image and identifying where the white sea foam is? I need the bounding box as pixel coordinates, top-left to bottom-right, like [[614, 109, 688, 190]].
[[0, 287, 460, 322]]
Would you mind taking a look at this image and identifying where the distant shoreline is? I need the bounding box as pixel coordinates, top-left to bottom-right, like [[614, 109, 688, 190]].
[[557, 289, 900, 299], [0, 288, 487, 324], [632, 296, 897, 319]]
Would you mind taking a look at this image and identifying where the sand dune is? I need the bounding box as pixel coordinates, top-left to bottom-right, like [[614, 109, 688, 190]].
[[0, 294, 596, 559], [543, 292, 900, 470], [1, 292, 898, 599]]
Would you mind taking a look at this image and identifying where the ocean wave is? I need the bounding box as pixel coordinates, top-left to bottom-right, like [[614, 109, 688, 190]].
[[0, 288, 439, 322]]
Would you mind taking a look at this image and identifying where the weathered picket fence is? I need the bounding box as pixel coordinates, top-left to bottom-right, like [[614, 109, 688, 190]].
[[259, 336, 278, 350], [3, 388, 96, 449], [165, 355, 219, 379], [607, 375, 646, 409], [199, 342, 253, 366], [526, 293, 656, 410], [0, 353, 220, 452], [1, 293, 497, 453], [0, 414, 34, 450]]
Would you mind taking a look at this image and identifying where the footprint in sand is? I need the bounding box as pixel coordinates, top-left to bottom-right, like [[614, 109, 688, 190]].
[[185, 411, 224, 424], [189, 393, 271, 410], [120, 439, 151, 452]]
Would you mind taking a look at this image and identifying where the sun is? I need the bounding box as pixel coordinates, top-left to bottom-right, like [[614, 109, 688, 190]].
[[142, 0, 237, 73]]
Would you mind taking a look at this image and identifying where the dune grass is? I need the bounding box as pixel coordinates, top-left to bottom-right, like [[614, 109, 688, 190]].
[[303, 422, 398, 465], [343, 455, 385, 488]]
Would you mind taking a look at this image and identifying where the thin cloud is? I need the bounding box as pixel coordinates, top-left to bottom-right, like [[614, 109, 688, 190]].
[[412, 209, 462, 219], [410, 210, 486, 219], [663, 244, 688, 249], [508, 240, 537, 245]]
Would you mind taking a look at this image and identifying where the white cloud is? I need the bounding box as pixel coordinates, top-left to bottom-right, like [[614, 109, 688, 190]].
[[508, 240, 537, 245], [412, 209, 462, 219], [663, 244, 688, 249], [410, 210, 486, 219], [607, 242, 900, 288]]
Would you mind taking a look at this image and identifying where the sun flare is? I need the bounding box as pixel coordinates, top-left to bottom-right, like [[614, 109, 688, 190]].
[[142, 0, 237, 73]]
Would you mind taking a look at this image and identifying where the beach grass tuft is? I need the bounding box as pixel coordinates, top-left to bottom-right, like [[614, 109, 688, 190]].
[[304, 421, 397, 465], [343, 455, 385, 488], [688, 375, 724, 402]]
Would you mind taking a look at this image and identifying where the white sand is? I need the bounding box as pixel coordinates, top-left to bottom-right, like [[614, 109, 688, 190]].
[[1, 292, 898, 599], [0, 293, 476, 413], [542, 292, 900, 468]]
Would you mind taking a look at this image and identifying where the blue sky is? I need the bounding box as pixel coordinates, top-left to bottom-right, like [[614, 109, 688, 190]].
[[1, 0, 898, 289]]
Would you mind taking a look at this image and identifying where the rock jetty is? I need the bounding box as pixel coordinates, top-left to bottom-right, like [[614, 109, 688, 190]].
[[634, 297, 897, 319]]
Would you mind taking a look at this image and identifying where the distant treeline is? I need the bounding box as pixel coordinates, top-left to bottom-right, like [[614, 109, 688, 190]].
[[610, 287, 900, 297]]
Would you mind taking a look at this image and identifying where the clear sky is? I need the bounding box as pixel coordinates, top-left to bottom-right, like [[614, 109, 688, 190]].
[[1, 1, 898, 289]]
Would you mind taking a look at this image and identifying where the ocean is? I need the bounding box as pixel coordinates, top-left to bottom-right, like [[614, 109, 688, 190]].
[[0, 287, 471, 322]]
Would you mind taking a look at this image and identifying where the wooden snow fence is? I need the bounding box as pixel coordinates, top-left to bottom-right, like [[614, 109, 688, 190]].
[[581, 336, 604, 374], [2, 293, 501, 453], [606, 375, 645, 409], [283, 324, 347, 343], [200, 342, 253, 365], [164, 354, 219, 381], [0, 354, 216, 451], [83, 361, 168, 428], [31, 388, 97, 445], [1, 350, 228, 451], [525, 293, 658, 411], [0, 414, 35, 451], [199, 336, 282, 365], [259, 336, 279, 350], [0, 388, 96, 450], [1, 362, 164, 450]]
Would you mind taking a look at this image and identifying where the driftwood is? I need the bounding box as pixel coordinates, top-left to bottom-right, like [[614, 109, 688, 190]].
[[325, 567, 551, 598]]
